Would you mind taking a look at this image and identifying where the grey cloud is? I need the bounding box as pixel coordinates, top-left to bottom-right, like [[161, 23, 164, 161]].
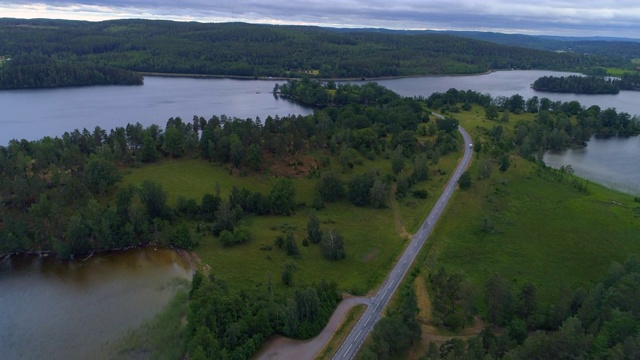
[[2, 0, 640, 37]]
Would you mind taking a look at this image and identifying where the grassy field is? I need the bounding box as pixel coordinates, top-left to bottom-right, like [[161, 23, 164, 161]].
[[421, 108, 640, 303], [122, 154, 434, 293], [396, 150, 464, 233], [605, 68, 629, 76]]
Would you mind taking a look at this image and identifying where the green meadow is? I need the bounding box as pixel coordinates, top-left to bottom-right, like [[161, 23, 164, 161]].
[[122, 105, 639, 304], [122, 152, 459, 293], [423, 108, 640, 303]]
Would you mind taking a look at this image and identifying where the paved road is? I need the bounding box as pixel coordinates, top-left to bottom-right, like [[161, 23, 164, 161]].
[[332, 123, 473, 360]]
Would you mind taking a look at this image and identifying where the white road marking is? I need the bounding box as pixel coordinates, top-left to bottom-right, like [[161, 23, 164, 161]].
[[334, 126, 473, 360]]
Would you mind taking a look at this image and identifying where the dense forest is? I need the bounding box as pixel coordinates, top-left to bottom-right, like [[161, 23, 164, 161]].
[[360, 256, 640, 359], [434, 31, 640, 64], [532, 75, 621, 94], [532, 73, 640, 94], [0, 52, 143, 88], [0, 18, 625, 89], [423, 87, 640, 141], [187, 273, 341, 359]]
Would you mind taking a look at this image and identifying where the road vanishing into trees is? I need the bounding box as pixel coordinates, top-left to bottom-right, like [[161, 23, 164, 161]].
[[332, 123, 473, 360]]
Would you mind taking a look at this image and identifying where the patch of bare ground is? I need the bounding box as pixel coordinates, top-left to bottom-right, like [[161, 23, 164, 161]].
[[178, 250, 210, 275], [176, 249, 200, 273], [361, 248, 379, 262], [261, 153, 319, 178], [407, 275, 485, 359]]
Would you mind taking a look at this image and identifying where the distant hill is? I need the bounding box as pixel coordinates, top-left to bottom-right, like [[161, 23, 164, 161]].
[[0, 18, 631, 89], [436, 31, 640, 59], [330, 27, 640, 60]]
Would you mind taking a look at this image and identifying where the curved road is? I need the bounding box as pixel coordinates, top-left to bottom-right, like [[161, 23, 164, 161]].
[[332, 124, 473, 360]]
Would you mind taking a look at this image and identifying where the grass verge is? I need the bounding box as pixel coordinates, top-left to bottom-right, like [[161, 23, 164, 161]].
[[316, 304, 367, 360]]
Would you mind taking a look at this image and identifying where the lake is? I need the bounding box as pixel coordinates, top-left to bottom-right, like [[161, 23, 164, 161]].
[[0, 77, 313, 145], [0, 248, 191, 359], [1, 71, 638, 146], [544, 136, 640, 196], [371, 70, 639, 115]]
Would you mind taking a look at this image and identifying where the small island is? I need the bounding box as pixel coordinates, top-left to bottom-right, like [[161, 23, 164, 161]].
[[532, 73, 640, 94]]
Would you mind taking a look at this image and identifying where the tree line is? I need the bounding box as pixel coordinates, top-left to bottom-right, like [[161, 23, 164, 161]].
[[431, 256, 640, 359], [359, 256, 640, 359], [425, 88, 640, 149], [187, 272, 341, 359], [0, 52, 143, 89], [532, 75, 621, 94], [359, 270, 422, 359], [0, 18, 620, 89]]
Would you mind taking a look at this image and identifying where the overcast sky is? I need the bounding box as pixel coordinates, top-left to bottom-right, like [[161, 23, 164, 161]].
[[1, 0, 639, 38]]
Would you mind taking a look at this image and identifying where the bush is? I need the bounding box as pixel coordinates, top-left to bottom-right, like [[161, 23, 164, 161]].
[[218, 225, 251, 246], [412, 189, 428, 199], [320, 228, 345, 260], [316, 172, 344, 202], [348, 174, 374, 206], [176, 196, 199, 218], [168, 223, 195, 250], [459, 171, 472, 190], [284, 232, 300, 256], [269, 179, 296, 215]]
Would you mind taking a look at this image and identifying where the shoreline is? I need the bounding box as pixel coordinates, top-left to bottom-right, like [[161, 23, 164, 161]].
[[140, 69, 499, 82], [0, 244, 192, 265]]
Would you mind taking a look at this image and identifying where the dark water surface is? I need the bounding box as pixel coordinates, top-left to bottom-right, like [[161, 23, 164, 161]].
[[364, 70, 639, 116], [0, 248, 190, 359], [0, 77, 313, 144], [1, 71, 638, 145], [544, 136, 640, 196]]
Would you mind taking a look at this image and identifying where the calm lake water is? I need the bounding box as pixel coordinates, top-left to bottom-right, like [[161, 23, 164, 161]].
[[0, 248, 191, 359], [0, 77, 313, 144], [371, 70, 639, 116], [0, 70, 638, 357], [544, 136, 640, 196], [1, 71, 638, 145]]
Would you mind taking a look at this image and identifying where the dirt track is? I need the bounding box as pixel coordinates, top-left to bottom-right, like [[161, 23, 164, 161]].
[[254, 296, 370, 360]]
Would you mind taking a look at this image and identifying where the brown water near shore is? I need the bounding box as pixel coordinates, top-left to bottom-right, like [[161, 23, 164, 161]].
[[0, 247, 191, 360]]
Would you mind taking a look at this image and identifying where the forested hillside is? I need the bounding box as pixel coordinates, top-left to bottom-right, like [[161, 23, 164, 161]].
[[434, 30, 640, 63], [0, 18, 615, 89]]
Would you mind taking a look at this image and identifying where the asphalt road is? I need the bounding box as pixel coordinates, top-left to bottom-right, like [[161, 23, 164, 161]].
[[332, 123, 473, 360]]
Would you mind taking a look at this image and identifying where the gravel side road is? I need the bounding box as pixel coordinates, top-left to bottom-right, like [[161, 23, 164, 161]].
[[254, 296, 371, 360]]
